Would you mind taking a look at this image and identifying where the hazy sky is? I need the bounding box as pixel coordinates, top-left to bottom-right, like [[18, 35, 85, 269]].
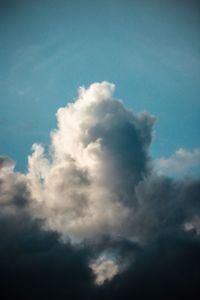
[[0, 0, 200, 172]]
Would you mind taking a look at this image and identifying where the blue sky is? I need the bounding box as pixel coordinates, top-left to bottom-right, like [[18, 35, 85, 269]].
[[0, 0, 200, 172]]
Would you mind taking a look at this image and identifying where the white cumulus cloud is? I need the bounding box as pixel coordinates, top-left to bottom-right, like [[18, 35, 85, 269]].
[[27, 82, 155, 242]]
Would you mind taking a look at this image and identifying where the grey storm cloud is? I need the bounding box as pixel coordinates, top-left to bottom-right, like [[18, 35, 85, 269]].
[[0, 82, 200, 299]]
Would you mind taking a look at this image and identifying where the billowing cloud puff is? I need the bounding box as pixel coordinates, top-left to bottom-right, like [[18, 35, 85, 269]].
[[27, 82, 155, 241], [90, 255, 120, 285]]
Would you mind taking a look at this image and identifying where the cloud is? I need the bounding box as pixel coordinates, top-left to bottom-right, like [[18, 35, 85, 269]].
[[184, 215, 200, 235], [0, 212, 94, 300], [94, 231, 200, 300], [0, 82, 200, 298], [0, 156, 30, 213], [155, 148, 200, 176], [90, 256, 120, 285], [27, 82, 156, 242], [0, 156, 15, 170]]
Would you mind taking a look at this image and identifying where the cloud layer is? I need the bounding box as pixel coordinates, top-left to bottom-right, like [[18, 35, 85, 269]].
[[0, 82, 200, 298]]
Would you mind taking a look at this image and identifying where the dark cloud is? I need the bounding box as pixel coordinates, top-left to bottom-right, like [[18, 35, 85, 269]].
[[131, 176, 200, 239], [95, 231, 200, 300], [0, 213, 94, 300], [0, 211, 200, 299]]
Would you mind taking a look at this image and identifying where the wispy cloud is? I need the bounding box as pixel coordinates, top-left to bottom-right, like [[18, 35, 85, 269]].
[[155, 148, 200, 176]]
